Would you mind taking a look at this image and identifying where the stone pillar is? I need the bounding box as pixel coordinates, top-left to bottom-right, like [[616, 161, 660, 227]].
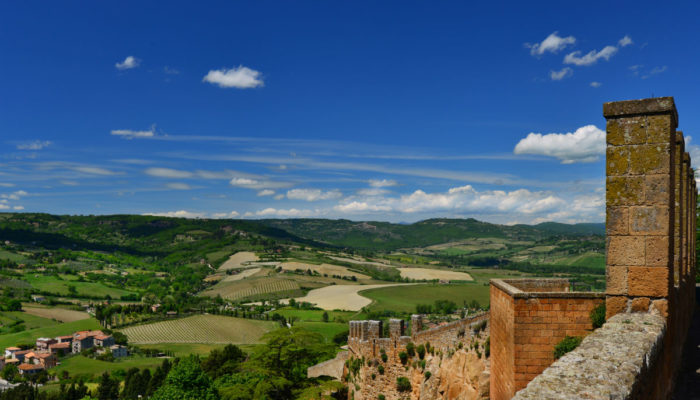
[[360, 321, 369, 340], [674, 133, 685, 286], [682, 153, 690, 286], [604, 97, 677, 319], [410, 314, 423, 336], [367, 320, 382, 339], [389, 318, 405, 339]]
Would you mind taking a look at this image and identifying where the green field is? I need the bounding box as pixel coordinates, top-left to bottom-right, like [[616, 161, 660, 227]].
[[0, 311, 60, 331], [120, 315, 278, 344], [0, 318, 101, 349], [52, 355, 165, 380], [201, 276, 304, 301], [361, 283, 491, 314], [136, 343, 230, 357], [275, 308, 362, 323], [22, 273, 139, 298], [0, 248, 29, 262], [295, 322, 348, 342]]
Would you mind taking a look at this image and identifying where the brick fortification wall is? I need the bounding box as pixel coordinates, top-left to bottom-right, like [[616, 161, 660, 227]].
[[512, 97, 697, 399], [346, 312, 490, 400], [489, 279, 605, 400]]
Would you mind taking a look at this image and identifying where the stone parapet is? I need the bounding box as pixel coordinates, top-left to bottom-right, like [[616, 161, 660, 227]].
[[513, 313, 666, 400]]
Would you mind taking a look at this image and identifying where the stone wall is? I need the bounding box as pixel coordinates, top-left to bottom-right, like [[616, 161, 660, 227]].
[[510, 97, 697, 399], [346, 312, 490, 400], [489, 279, 605, 400]]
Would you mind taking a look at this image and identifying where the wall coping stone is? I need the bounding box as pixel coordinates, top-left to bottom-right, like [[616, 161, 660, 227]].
[[513, 312, 665, 400], [491, 279, 606, 299], [603, 97, 678, 127]]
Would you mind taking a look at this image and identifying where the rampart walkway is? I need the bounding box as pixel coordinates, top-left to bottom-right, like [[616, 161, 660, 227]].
[[672, 285, 700, 399]]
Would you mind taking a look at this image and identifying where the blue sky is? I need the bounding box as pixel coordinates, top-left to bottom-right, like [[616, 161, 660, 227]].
[[1, 1, 699, 224]]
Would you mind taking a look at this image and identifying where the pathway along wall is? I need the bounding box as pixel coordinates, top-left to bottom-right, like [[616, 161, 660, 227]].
[[512, 97, 697, 399]]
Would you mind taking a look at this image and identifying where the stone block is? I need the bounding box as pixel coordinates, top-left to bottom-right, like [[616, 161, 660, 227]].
[[606, 207, 629, 235], [629, 206, 669, 235], [606, 146, 629, 175], [630, 297, 650, 312], [644, 175, 671, 205], [607, 236, 644, 266], [628, 266, 669, 297], [651, 299, 669, 318], [629, 144, 671, 175], [607, 176, 644, 205], [645, 114, 675, 144], [645, 236, 670, 267], [606, 266, 628, 295], [606, 296, 628, 319]]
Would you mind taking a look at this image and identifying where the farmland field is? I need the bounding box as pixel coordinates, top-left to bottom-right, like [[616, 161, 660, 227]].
[[292, 283, 414, 311], [0, 318, 101, 349], [296, 322, 348, 342], [279, 261, 370, 280], [0, 311, 59, 332], [202, 276, 303, 301], [361, 283, 490, 314], [120, 315, 277, 344], [221, 267, 262, 282], [218, 251, 259, 270], [275, 309, 362, 323], [51, 355, 164, 380], [22, 274, 138, 298], [396, 267, 473, 281], [22, 305, 90, 322]]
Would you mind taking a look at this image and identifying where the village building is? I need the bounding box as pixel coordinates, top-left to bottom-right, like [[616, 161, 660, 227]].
[[18, 363, 44, 376], [55, 335, 73, 344], [93, 334, 115, 347], [48, 342, 71, 356], [4, 347, 20, 359], [110, 345, 127, 358], [35, 337, 57, 352]]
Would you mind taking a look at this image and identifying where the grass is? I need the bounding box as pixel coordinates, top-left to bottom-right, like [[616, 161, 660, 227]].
[[0, 318, 101, 349], [295, 322, 348, 342], [119, 314, 277, 344], [22, 305, 90, 322], [0, 248, 29, 262], [361, 283, 491, 314], [3, 311, 60, 329], [22, 273, 139, 299], [136, 343, 230, 357], [274, 308, 362, 323], [52, 355, 165, 380]]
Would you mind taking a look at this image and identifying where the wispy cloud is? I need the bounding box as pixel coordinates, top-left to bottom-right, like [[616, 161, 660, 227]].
[[1, 190, 28, 200], [166, 182, 192, 190], [564, 46, 618, 66], [257, 189, 275, 196], [145, 167, 193, 179], [111, 127, 155, 139], [550, 67, 572, 81], [143, 210, 206, 218], [590, 81, 602, 88], [513, 125, 605, 164], [115, 56, 140, 70], [527, 32, 576, 56], [618, 35, 633, 47], [202, 66, 264, 89], [286, 188, 342, 202], [230, 177, 292, 190], [642, 66, 667, 79], [369, 179, 398, 188], [244, 207, 319, 218], [17, 140, 51, 150]]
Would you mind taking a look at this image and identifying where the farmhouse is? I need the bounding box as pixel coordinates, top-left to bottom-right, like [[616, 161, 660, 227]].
[[35, 337, 57, 352], [3, 347, 20, 359], [48, 342, 70, 356], [18, 363, 44, 376]]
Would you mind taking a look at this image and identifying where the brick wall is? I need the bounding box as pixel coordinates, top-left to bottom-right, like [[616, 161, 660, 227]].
[[489, 279, 605, 400]]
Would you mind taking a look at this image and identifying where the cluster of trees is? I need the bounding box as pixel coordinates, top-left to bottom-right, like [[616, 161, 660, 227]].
[[416, 299, 458, 315]]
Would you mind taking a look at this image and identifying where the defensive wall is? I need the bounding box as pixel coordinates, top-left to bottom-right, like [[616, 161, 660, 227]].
[[509, 97, 697, 399], [489, 279, 605, 399], [346, 312, 490, 400]]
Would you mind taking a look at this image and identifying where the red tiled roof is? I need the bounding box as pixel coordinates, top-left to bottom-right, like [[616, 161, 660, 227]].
[[49, 343, 70, 349], [94, 335, 111, 340], [18, 363, 43, 371], [14, 350, 31, 356], [5, 347, 20, 351]]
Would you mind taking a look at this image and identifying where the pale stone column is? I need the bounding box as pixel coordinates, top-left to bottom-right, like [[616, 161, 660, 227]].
[[603, 97, 677, 319], [674, 133, 685, 286]]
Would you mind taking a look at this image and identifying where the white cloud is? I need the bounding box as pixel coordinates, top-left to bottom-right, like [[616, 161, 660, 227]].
[[247, 208, 318, 218], [166, 183, 192, 190], [527, 32, 576, 56], [111, 128, 155, 139], [17, 140, 51, 150], [0, 204, 8, 210], [13, 206, 24, 210], [550, 67, 573, 81], [274, 194, 285, 200], [212, 211, 240, 219], [618, 35, 633, 47], [286, 188, 342, 201], [60, 180, 79, 186], [229, 176, 291, 190], [0, 183, 15, 187], [1, 190, 28, 200], [590, 81, 602, 88], [72, 166, 119, 176], [202, 66, 264, 89], [564, 45, 618, 66], [369, 179, 398, 187], [143, 210, 206, 219], [642, 66, 667, 79], [257, 189, 275, 197], [334, 202, 392, 213], [116, 56, 140, 70], [513, 125, 605, 163], [145, 168, 194, 179]]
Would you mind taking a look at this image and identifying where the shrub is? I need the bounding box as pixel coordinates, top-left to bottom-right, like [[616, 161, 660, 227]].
[[396, 377, 412, 392], [381, 353, 388, 363], [377, 365, 384, 375], [378, 395, 385, 400], [371, 373, 376, 380], [553, 336, 583, 359], [398, 352, 408, 365], [590, 303, 606, 329], [406, 342, 415, 357], [424, 371, 431, 380], [484, 336, 490, 358], [416, 344, 426, 359], [457, 342, 463, 350], [419, 360, 426, 370]]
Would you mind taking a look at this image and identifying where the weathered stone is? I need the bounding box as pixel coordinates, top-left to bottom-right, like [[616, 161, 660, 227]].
[[630, 297, 650, 312], [606, 207, 629, 235], [644, 175, 670, 204], [606, 146, 629, 175], [629, 144, 670, 175], [628, 266, 668, 297], [606, 265, 628, 295], [607, 236, 644, 266], [607, 176, 644, 205], [645, 236, 670, 267], [629, 206, 669, 235]]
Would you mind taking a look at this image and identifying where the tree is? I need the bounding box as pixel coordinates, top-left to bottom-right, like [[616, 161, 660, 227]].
[[0, 364, 18, 381], [151, 355, 219, 400], [97, 371, 119, 400], [202, 344, 245, 379], [322, 311, 329, 323]]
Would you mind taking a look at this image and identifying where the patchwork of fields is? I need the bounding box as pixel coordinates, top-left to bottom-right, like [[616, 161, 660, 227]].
[[120, 314, 277, 344], [202, 276, 303, 301]]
